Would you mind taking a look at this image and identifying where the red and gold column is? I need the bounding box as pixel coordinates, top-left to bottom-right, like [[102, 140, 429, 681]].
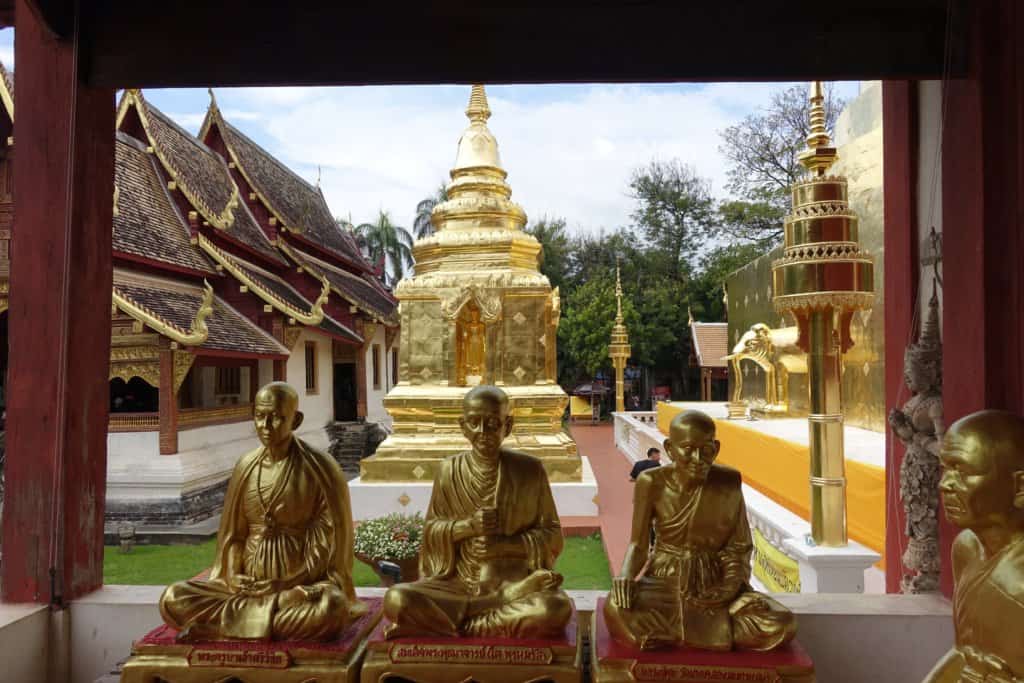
[[772, 82, 874, 547]]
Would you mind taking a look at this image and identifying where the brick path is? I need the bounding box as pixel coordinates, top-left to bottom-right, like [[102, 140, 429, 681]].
[[569, 423, 637, 573]]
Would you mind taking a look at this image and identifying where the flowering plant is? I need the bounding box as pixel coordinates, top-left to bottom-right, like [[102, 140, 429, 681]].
[[353, 512, 424, 561]]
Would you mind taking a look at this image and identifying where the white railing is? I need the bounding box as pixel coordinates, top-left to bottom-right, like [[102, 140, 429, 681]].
[[612, 411, 880, 593]]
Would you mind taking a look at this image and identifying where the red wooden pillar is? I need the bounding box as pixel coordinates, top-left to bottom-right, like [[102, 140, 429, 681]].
[[881, 80, 918, 593], [1, 1, 115, 603], [941, 0, 1024, 596], [158, 345, 178, 454]]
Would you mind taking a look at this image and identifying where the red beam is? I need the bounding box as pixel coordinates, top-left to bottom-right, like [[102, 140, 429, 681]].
[[192, 347, 286, 361], [881, 80, 918, 594], [2, 0, 115, 603]]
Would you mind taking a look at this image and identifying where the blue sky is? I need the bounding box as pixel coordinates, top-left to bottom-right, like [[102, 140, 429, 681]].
[[0, 29, 860, 235]]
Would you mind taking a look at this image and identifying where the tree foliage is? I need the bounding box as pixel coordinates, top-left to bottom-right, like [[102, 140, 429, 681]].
[[413, 183, 449, 239], [628, 160, 715, 279], [355, 210, 414, 286], [524, 216, 572, 294], [718, 83, 845, 247]]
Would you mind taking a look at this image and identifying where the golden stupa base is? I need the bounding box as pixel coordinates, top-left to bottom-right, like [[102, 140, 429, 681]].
[[591, 601, 815, 683], [749, 403, 790, 420], [726, 401, 748, 419], [360, 615, 583, 683], [364, 383, 582, 483], [121, 599, 382, 683]]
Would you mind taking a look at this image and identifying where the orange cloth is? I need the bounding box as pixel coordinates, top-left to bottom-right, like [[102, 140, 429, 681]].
[[656, 403, 885, 565]]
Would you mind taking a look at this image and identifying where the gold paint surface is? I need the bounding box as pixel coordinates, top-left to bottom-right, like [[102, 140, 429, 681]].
[[366, 85, 579, 481], [603, 410, 797, 652]]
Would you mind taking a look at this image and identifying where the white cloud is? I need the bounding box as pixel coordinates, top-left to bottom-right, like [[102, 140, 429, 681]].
[[166, 81, 863, 236]]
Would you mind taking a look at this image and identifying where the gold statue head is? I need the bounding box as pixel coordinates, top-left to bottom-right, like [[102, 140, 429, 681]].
[[940, 410, 1024, 532], [665, 410, 720, 482], [460, 384, 513, 457], [254, 382, 304, 451]]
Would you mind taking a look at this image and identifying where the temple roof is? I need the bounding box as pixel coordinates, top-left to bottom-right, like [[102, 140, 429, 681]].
[[207, 108, 365, 267], [0, 61, 13, 121], [114, 133, 216, 275], [113, 270, 289, 357], [690, 321, 729, 368], [197, 234, 360, 342], [283, 243, 398, 324], [117, 90, 285, 266]]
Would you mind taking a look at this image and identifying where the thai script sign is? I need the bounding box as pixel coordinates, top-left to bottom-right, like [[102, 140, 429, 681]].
[[390, 643, 553, 665]]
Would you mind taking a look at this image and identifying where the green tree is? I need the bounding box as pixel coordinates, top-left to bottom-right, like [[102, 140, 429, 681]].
[[413, 183, 449, 239], [355, 210, 414, 285], [718, 82, 845, 246], [628, 160, 715, 280], [525, 216, 572, 293]]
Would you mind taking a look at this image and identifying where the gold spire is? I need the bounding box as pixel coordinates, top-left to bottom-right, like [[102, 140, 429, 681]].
[[615, 263, 624, 322], [798, 81, 838, 176], [207, 87, 220, 115], [466, 84, 492, 123]]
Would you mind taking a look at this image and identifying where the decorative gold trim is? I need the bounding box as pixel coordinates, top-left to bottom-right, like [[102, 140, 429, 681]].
[[283, 325, 302, 350], [199, 233, 328, 325], [173, 351, 195, 394], [117, 90, 240, 231], [109, 362, 160, 388], [112, 280, 214, 346]]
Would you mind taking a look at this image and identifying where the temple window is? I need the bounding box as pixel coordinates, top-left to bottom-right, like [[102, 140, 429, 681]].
[[372, 344, 381, 390], [305, 341, 318, 394], [109, 377, 159, 413], [391, 348, 398, 387], [215, 367, 241, 396]]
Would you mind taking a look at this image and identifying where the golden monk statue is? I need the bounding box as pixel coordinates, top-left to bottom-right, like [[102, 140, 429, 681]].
[[458, 306, 487, 385], [159, 382, 365, 641], [922, 410, 1024, 682], [604, 410, 796, 651], [383, 384, 573, 639]]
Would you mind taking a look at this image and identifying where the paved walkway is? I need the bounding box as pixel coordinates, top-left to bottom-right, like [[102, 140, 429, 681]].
[[569, 423, 637, 573]]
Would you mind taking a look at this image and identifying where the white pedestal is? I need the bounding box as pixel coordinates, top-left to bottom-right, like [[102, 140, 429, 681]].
[[349, 456, 599, 520]]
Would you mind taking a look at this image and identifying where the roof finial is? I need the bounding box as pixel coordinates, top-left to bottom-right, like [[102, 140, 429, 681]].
[[316, 165, 322, 188], [615, 261, 624, 322], [798, 80, 838, 176], [207, 87, 219, 114], [466, 84, 491, 124]]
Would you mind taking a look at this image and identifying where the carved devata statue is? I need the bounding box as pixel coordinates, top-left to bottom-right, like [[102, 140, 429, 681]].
[[889, 292, 943, 593]]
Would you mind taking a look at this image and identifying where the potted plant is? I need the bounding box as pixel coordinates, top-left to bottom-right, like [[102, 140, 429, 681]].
[[354, 512, 424, 585]]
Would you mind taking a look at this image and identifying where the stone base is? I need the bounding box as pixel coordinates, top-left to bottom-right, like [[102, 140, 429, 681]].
[[120, 598, 382, 683], [591, 599, 815, 683], [349, 456, 599, 520], [360, 611, 582, 683]]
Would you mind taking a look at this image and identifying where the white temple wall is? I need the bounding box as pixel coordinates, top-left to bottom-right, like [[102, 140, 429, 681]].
[[916, 79, 944, 323], [364, 323, 393, 428], [285, 327, 333, 452], [257, 357, 274, 388]]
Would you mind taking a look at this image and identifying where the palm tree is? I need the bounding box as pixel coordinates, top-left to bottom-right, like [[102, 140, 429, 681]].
[[356, 210, 414, 286], [413, 182, 449, 239]]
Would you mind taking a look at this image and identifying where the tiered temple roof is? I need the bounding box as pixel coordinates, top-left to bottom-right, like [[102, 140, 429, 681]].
[[690, 321, 729, 369]]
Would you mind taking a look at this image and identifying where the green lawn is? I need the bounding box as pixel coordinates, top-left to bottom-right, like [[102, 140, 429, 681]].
[[104, 534, 611, 590]]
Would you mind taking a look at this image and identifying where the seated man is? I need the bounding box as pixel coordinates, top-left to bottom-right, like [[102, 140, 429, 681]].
[[160, 382, 365, 641], [383, 385, 573, 640], [604, 410, 796, 651], [630, 447, 661, 481], [922, 410, 1024, 682]]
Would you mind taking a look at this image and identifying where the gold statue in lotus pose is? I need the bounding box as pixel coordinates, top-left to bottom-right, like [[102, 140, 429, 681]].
[[604, 410, 796, 651], [159, 382, 365, 641], [383, 384, 573, 639], [922, 410, 1024, 682]]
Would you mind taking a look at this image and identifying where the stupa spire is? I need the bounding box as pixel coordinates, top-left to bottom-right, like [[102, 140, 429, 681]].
[[615, 263, 624, 322], [798, 81, 838, 176], [466, 84, 492, 124]]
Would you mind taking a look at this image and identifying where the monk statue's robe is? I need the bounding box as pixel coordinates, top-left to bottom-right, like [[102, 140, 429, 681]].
[[604, 464, 796, 651], [928, 532, 1024, 681], [383, 449, 573, 639], [160, 438, 364, 641]]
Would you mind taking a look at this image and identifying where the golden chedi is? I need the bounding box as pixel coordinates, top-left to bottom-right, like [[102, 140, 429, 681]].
[[604, 410, 796, 651], [382, 385, 573, 639], [361, 85, 580, 484], [922, 410, 1024, 682], [158, 382, 365, 641]]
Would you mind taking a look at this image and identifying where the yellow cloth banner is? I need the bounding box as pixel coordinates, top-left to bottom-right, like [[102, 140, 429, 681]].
[[569, 395, 592, 418], [752, 527, 802, 593], [656, 402, 886, 565]]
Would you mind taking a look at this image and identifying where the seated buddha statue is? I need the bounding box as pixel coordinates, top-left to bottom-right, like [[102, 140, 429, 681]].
[[159, 382, 365, 641], [382, 384, 573, 639], [922, 410, 1024, 682], [604, 410, 796, 651]]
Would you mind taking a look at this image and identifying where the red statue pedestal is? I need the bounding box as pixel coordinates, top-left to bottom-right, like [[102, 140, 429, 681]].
[[360, 610, 583, 683], [120, 597, 383, 683], [591, 599, 815, 683]]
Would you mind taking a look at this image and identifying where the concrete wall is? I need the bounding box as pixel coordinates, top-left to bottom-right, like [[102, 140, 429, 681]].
[[55, 588, 952, 683], [364, 323, 394, 427], [0, 604, 48, 683], [286, 328, 334, 446]]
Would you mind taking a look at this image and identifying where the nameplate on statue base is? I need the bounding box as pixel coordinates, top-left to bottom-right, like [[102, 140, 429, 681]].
[[119, 597, 382, 683], [591, 599, 815, 683], [361, 611, 582, 683]]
